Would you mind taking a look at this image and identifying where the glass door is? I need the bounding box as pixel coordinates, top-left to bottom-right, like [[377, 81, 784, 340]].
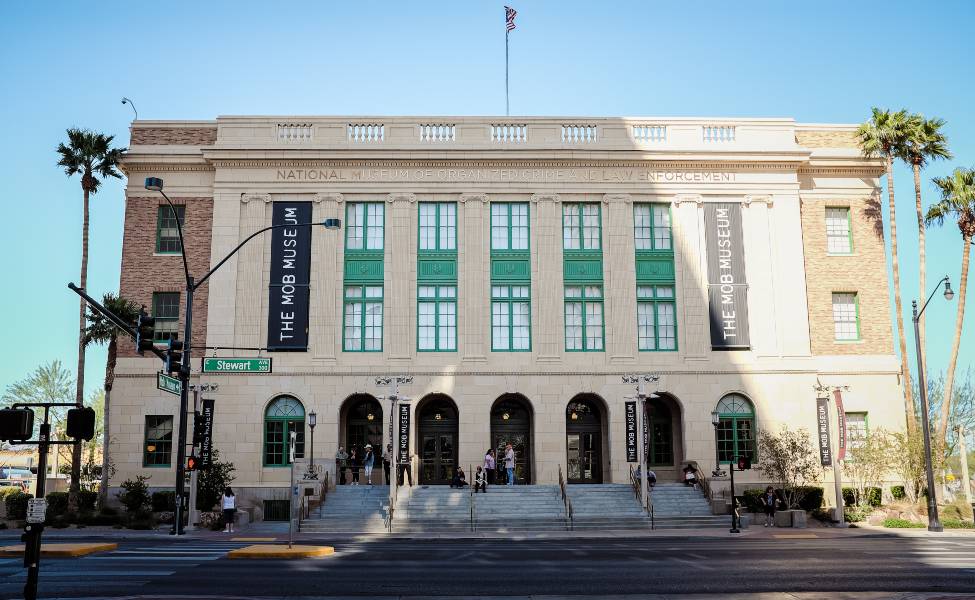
[[566, 432, 601, 483], [420, 433, 456, 484]]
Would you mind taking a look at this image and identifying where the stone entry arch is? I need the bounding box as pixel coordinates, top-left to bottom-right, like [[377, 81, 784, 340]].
[[490, 394, 534, 484], [416, 394, 459, 485]]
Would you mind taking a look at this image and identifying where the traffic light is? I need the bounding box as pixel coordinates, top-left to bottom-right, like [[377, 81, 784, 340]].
[[192, 411, 204, 446], [135, 309, 156, 355], [737, 455, 752, 471], [0, 408, 34, 442], [164, 338, 184, 374], [186, 455, 198, 471], [66, 406, 97, 441]]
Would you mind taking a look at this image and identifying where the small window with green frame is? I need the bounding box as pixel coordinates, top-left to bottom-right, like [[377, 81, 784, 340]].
[[156, 205, 185, 254], [343, 285, 383, 351], [564, 285, 604, 351], [419, 202, 457, 251], [562, 203, 601, 251], [152, 292, 180, 342], [637, 285, 677, 351], [825, 206, 853, 255], [417, 285, 457, 351], [491, 202, 529, 251], [491, 284, 530, 351], [346, 202, 384, 251], [831, 292, 860, 341], [143, 415, 173, 467], [634, 203, 672, 251], [714, 394, 756, 464], [263, 396, 305, 467]]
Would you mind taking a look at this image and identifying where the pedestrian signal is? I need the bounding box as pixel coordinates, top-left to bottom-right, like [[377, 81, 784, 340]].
[[66, 407, 96, 441], [164, 338, 183, 374], [0, 408, 34, 442], [186, 455, 198, 471]]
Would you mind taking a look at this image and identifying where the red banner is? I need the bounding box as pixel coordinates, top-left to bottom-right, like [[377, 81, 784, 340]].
[[834, 389, 847, 461]]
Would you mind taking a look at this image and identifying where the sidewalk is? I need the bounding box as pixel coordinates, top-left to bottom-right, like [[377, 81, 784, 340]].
[[35, 593, 975, 600]]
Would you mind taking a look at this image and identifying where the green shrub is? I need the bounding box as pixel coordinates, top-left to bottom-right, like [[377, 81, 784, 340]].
[[890, 485, 906, 500], [44, 492, 69, 520], [99, 505, 118, 517], [78, 490, 97, 513], [78, 511, 121, 527], [942, 519, 975, 529], [118, 476, 151, 514], [796, 486, 824, 511], [125, 510, 156, 530], [842, 486, 882, 508], [151, 491, 176, 512], [883, 517, 924, 528], [941, 499, 974, 521], [742, 489, 765, 512], [49, 515, 71, 529], [5, 492, 32, 520], [0, 486, 23, 501], [844, 506, 867, 522]]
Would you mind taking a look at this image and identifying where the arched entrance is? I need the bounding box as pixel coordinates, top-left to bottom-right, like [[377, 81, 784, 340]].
[[490, 395, 533, 484], [340, 395, 383, 484], [645, 394, 684, 482], [417, 395, 459, 485], [566, 396, 604, 484]]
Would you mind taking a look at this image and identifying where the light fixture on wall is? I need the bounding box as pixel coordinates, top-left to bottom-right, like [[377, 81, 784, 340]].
[[146, 445, 156, 453], [367, 413, 375, 421], [435, 412, 442, 421], [570, 411, 578, 421], [502, 412, 510, 421]]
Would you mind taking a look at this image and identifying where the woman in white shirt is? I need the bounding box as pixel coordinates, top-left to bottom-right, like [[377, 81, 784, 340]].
[[222, 487, 237, 533]]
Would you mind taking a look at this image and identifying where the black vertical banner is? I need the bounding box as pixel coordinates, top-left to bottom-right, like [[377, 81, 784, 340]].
[[397, 403, 411, 464], [816, 398, 832, 466], [199, 399, 215, 469], [267, 202, 312, 350], [625, 401, 637, 463], [705, 202, 751, 349]]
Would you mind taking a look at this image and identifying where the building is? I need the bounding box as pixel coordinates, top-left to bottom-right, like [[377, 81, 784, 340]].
[[111, 115, 904, 512]]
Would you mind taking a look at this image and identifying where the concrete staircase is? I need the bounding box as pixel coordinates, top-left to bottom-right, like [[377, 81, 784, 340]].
[[566, 483, 727, 530], [299, 484, 389, 534], [393, 485, 568, 533]]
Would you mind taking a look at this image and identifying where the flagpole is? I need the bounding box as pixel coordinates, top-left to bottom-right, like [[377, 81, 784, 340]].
[[505, 29, 510, 116]]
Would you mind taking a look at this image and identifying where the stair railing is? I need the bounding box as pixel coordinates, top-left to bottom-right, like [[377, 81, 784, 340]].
[[558, 465, 574, 530], [469, 464, 476, 532], [630, 465, 654, 531]]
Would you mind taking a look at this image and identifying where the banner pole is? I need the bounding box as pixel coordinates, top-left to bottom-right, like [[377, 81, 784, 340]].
[[505, 30, 510, 116]]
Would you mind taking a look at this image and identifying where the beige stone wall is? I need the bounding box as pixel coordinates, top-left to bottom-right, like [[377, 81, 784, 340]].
[[130, 126, 218, 146]]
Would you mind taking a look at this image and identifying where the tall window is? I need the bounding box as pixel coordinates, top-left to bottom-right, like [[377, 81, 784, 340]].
[[637, 285, 677, 351], [492, 285, 530, 351], [418, 285, 457, 351], [264, 396, 305, 467], [419, 203, 457, 251], [634, 204, 672, 250], [563, 204, 601, 250], [832, 292, 860, 340], [346, 203, 384, 250], [825, 207, 852, 254], [491, 203, 529, 250], [715, 394, 756, 464], [143, 415, 173, 467], [156, 205, 185, 254], [152, 292, 180, 342], [344, 285, 383, 351], [845, 412, 868, 450], [564, 285, 603, 351]]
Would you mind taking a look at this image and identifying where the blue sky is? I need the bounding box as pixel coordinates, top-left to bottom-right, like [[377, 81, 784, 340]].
[[0, 0, 973, 398]]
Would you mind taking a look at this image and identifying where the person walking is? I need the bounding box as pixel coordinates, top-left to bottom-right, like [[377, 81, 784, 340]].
[[504, 443, 515, 486], [363, 444, 375, 485], [474, 466, 487, 493], [222, 487, 237, 533], [349, 448, 360, 485], [335, 446, 348, 485], [398, 453, 413, 486], [483, 448, 496, 485], [383, 444, 392, 485], [760, 485, 779, 527]]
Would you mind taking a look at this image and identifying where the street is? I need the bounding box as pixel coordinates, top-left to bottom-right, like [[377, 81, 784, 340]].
[[0, 534, 972, 598]]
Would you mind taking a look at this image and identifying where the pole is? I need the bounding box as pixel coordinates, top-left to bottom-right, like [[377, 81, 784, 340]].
[[914, 300, 943, 532], [830, 394, 846, 525], [389, 394, 397, 517], [187, 387, 200, 532], [289, 431, 296, 549], [172, 277, 194, 535], [505, 30, 510, 116], [638, 397, 648, 512], [23, 419, 50, 600], [958, 427, 972, 506], [729, 457, 739, 533]]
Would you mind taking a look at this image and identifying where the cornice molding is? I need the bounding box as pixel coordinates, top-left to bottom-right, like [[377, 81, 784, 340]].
[[122, 163, 215, 173], [386, 192, 417, 204], [530, 193, 561, 204], [206, 158, 807, 171], [241, 193, 271, 204], [602, 193, 632, 204], [314, 192, 344, 204], [674, 194, 703, 206], [743, 194, 774, 207], [458, 193, 488, 204]]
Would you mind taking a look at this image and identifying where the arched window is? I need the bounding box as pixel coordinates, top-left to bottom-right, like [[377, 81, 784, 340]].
[[264, 396, 305, 467], [714, 394, 755, 464]]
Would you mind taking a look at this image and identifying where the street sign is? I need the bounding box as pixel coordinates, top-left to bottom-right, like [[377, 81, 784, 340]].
[[157, 372, 181, 395], [202, 357, 272, 374], [26, 498, 46, 524]]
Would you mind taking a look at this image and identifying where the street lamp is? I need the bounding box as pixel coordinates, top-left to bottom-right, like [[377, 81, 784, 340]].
[[712, 409, 740, 534], [308, 411, 317, 477], [913, 274, 953, 532], [144, 176, 341, 534]]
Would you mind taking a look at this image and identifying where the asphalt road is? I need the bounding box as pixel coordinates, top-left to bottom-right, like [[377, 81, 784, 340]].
[[0, 535, 973, 598]]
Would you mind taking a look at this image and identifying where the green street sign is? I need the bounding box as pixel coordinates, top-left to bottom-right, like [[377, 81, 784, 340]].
[[201, 357, 273, 374], [157, 372, 182, 395]]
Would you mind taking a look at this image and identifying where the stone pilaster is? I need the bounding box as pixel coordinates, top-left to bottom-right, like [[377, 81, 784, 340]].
[[603, 194, 636, 363], [205, 191, 242, 349], [385, 193, 416, 362], [460, 193, 489, 362], [531, 193, 563, 362], [674, 194, 708, 358], [311, 193, 344, 362], [234, 194, 271, 349]]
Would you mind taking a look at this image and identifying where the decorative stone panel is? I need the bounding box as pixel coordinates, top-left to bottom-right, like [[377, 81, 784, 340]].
[[796, 130, 859, 149], [130, 127, 218, 146]]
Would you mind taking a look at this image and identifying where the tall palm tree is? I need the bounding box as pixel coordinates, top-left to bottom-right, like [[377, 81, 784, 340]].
[[897, 115, 952, 376], [856, 108, 917, 432], [56, 129, 125, 513], [84, 293, 140, 507], [926, 167, 975, 452]]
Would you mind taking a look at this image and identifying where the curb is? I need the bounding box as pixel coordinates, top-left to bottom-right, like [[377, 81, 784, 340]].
[[0, 542, 118, 557], [226, 544, 334, 559]]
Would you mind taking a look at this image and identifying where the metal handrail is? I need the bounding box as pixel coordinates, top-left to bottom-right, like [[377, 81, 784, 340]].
[[558, 465, 574, 530], [469, 464, 476, 532], [630, 465, 654, 530]]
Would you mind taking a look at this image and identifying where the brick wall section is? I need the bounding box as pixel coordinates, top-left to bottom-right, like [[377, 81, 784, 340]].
[[800, 196, 893, 355], [796, 130, 859, 149], [118, 196, 213, 356], [130, 127, 218, 145]]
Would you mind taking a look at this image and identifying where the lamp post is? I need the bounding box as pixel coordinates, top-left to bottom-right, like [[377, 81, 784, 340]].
[[913, 274, 953, 533], [622, 374, 659, 515], [145, 177, 340, 534], [712, 409, 740, 534], [308, 411, 317, 479]]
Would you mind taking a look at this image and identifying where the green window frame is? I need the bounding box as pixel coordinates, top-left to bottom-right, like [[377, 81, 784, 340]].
[[419, 202, 457, 251], [343, 285, 383, 352], [563, 203, 601, 251], [491, 285, 531, 351], [417, 285, 457, 351], [637, 285, 677, 351], [491, 202, 530, 251], [345, 202, 384, 251], [156, 205, 185, 254], [714, 394, 756, 464], [825, 206, 853, 255], [845, 412, 869, 450], [832, 292, 861, 341], [151, 292, 180, 342], [263, 396, 305, 467], [564, 285, 604, 351], [143, 415, 173, 467], [633, 203, 672, 251]]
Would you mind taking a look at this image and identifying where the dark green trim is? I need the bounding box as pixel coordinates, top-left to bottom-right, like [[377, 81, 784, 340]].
[[490, 202, 530, 252], [562, 203, 602, 253], [345, 202, 385, 251], [417, 285, 458, 352], [825, 206, 854, 255], [418, 202, 458, 252], [342, 284, 384, 352], [155, 205, 185, 254], [636, 285, 678, 352], [151, 292, 180, 342], [490, 284, 532, 352], [563, 285, 605, 352], [262, 417, 305, 467]]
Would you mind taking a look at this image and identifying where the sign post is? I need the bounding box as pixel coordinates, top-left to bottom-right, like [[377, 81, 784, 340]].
[[288, 431, 296, 549]]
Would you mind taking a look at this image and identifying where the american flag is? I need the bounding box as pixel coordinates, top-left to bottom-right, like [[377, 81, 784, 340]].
[[505, 6, 517, 32]]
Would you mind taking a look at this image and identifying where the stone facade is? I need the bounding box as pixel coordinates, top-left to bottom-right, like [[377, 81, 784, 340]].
[[796, 129, 860, 149], [129, 126, 218, 146]]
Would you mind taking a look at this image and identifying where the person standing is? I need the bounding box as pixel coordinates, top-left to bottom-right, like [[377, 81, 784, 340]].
[[335, 446, 348, 485], [483, 448, 496, 485], [222, 487, 237, 533], [383, 444, 392, 485], [398, 453, 413, 486], [363, 445, 375, 485], [349, 448, 360, 485], [761, 485, 779, 527], [504, 443, 515, 486]]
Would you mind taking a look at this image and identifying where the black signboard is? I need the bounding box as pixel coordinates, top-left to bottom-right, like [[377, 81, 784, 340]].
[[199, 399, 215, 469], [816, 398, 832, 466], [625, 401, 637, 463], [705, 203, 751, 349], [267, 202, 312, 351], [397, 403, 411, 464]]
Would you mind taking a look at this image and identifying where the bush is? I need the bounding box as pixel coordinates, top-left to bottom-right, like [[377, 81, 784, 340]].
[[884, 518, 924, 528], [195, 449, 236, 511], [742, 489, 765, 513], [78, 490, 97, 513], [741, 487, 821, 512], [890, 485, 906, 500], [0, 486, 23, 501], [125, 510, 156, 530], [118, 476, 151, 514], [942, 519, 975, 529], [843, 486, 882, 508], [844, 506, 867, 522], [5, 492, 32, 520], [941, 499, 974, 521], [795, 486, 824, 511], [77, 511, 121, 527], [151, 491, 176, 512], [44, 492, 69, 521]]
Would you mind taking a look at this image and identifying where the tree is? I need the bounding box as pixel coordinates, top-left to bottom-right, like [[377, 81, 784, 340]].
[[843, 428, 893, 508], [83, 293, 139, 507], [195, 449, 237, 512], [757, 426, 821, 509], [897, 115, 951, 377], [56, 129, 126, 513], [926, 167, 975, 453], [2, 361, 75, 432], [889, 428, 927, 503], [857, 108, 916, 433]]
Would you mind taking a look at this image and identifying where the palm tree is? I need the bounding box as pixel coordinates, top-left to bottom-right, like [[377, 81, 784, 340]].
[[56, 129, 125, 513], [897, 115, 952, 376], [84, 293, 140, 507], [926, 167, 975, 453], [856, 108, 917, 432]]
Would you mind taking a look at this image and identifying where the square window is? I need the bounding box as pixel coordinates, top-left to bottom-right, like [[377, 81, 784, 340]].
[[156, 205, 185, 254]]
